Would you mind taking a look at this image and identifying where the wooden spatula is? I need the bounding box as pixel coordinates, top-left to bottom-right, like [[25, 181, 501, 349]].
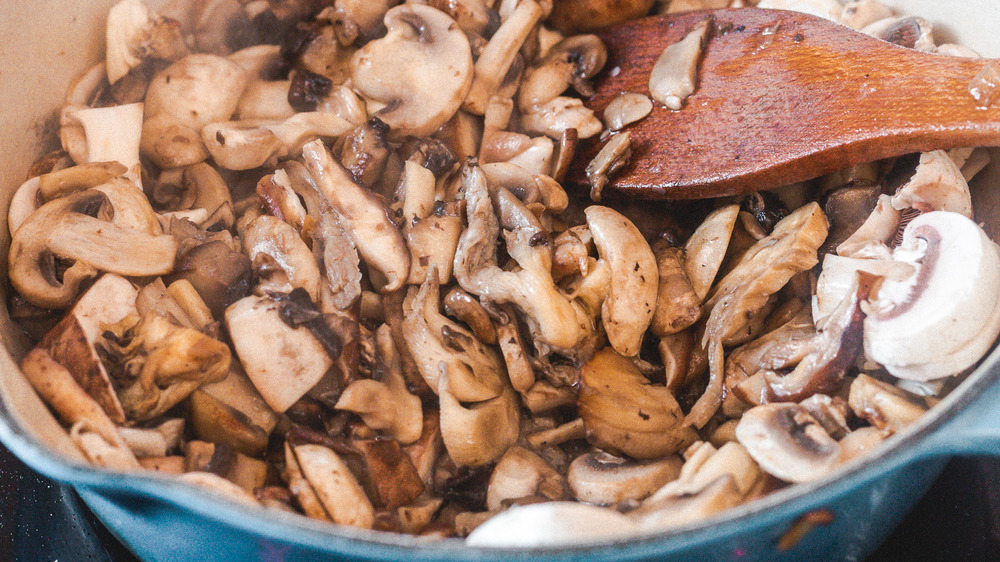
[[567, 8, 1000, 199]]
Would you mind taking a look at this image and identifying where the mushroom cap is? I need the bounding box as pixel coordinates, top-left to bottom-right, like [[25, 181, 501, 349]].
[[568, 451, 682, 506], [350, 5, 473, 137], [736, 403, 841, 483]]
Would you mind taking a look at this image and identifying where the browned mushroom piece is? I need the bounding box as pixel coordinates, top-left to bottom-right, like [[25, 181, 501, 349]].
[[848, 374, 929, 435], [649, 240, 701, 337], [567, 451, 682, 506], [585, 132, 632, 203], [487, 446, 566, 510], [578, 348, 697, 460], [547, 0, 654, 34], [736, 403, 842, 483], [688, 202, 828, 429], [518, 34, 608, 113]]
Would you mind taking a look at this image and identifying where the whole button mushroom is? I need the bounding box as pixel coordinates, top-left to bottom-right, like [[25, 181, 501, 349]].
[[350, 4, 473, 138]]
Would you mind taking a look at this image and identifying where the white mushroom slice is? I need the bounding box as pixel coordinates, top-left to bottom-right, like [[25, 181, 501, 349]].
[[403, 268, 505, 402], [864, 212, 1000, 380], [464, 0, 543, 115], [736, 403, 841, 483], [486, 446, 565, 511], [94, 177, 162, 234], [399, 160, 436, 234], [35, 162, 127, 203], [225, 295, 334, 412], [890, 151, 973, 218], [438, 365, 520, 467], [585, 206, 657, 356], [350, 4, 473, 136], [756, 0, 844, 21], [203, 113, 355, 171], [466, 502, 637, 547], [242, 215, 322, 300], [603, 92, 653, 131], [848, 374, 928, 435], [301, 140, 410, 292], [335, 325, 423, 445], [73, 104, 145, 185], [813, 254, 914, 322], [70, 422, 141, 471], [568, 451, 682, 506], [9, 190, 177, 309], [632, 475, 742, 531], [684, 204, 740, 300], [648, 19, 710, 110], [292, 444, 375, 529], [105, 0, 155, 85], [199, 365, 279, 437], [407, 214, 463, 286], [144, 54, 249, 130], [521, 96, 603, 140], [8, 176, 41, 235]]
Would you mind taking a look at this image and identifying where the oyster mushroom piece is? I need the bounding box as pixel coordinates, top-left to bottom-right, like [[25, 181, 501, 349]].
[[486, 446, 566, 511], [335, 325, 423, 445], [463, 0, 543, 115], [585, 206, 658, 357], [848, 374, 929, 435], [650, 242, 701, 337], [864, 212, 1000, 381], [890, 150, 973, 218], [578, 348, 697, 460], [438, 365, 520, 467], [736, 403, 841, 483], [466, 502, 637, 547], [648, 18, 711, 110], [350, 4, 473, 137], [688, 202, 828, 428], [301, 140, 410, 292], [242, 215, 322, 300], [225, 295, 334, 412], [585, 132, 632, 202], [9, 190, 177, 309], [568, 451, 682, 506]]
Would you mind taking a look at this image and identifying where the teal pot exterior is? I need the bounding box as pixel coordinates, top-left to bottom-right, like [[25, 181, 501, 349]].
[[5, 345, 1000, 561]]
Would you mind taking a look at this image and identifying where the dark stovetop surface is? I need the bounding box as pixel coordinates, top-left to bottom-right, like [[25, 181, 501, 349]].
[[2, 444, 999, 561]]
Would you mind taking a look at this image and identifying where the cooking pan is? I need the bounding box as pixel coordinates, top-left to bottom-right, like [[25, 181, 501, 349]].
[[2, 0, 1000, 559]]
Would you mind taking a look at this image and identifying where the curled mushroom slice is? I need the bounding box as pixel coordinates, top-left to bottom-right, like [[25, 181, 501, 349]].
[[568, 451, 682, 506], [402, 268, 505, 402], [736, 403, 841, 483], [848, 374, 929, 435], [242, 215, 322, 300], [578, 348, 697, 460], [486, 446, 566, 511], [864, 212, 1000, 381], [585, 205, 658, 357], [301, 139, 409, 292], [649, 18, 711, 110], [466, 502, 637, 547], [684, 204, 740, 301], [689, 202, 828, 428], [9, 190, 177, 309], [350, 4, 473, 137], [585, 132, 632, 203], [521, 96, 603, 140], [890, 150, 973, 218], [438, 365, 520, 467], [650, 241, 701, 337], [335, 325, 423, 444], [603, 92, 653, 131], [203, 112, 355, 171], [454, 163, 591, 352]]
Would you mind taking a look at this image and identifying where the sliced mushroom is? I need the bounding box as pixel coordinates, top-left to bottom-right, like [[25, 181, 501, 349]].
[[225, 295, 334, 412], [518, 35, 608, 113], [890, 150, 973, 218], [438, 364, 520, 467], [243, 215, 322, 300], [486, 446, 566, 510], [407, 213, 464, 286], [464, 0, 544, 115], [301, 139, 410, 292], [864, 212, 1000, 381], [568, 451, 682, 506], [465, 502, 637, 547], [335, 325, 423, 444], [848, 374, 929, 435], [9, 190, 177, 309], [402, 268, 505, 402], [684, 204, 740, 301], [350, 4, 473, 136], [585, 132, 632, 202], [288, 443, 375, 528], [648, 18, 711, 110], [578, 348, 697, 459], [603, 92, 653, 131], [189, 390, 269, 456], [736, 403, 841, 483], [67, 104, 145, 185], [689, 202, 828, 428], [650, 242, 701, 337], [520, 96, 602, 140]]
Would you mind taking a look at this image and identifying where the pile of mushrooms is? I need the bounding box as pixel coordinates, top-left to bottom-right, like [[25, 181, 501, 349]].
[[8, 0, 1000, 546]]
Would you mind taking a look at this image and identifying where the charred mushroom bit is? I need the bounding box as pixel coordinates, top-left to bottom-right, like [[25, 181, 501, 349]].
[[10, 0, 1000, 547]]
